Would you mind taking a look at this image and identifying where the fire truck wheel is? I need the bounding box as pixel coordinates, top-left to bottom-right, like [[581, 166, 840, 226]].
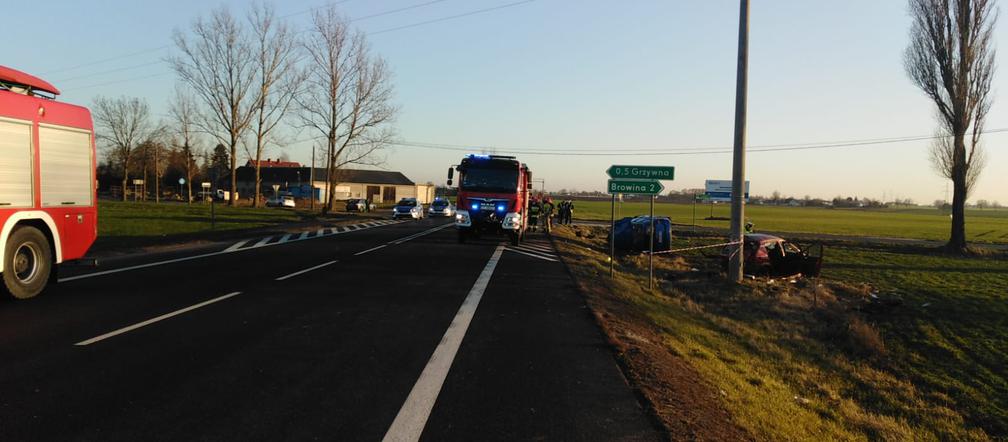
[[3, 226, 52, 300]]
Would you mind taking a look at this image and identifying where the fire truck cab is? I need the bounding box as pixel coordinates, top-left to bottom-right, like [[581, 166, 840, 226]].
[[0, 65, 97, 299], [449, 154, 531, 245]]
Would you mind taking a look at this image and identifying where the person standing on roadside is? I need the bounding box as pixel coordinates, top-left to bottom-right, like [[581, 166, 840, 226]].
[[528, 196, 542, 232], [566, 200, 575, 224], [542, 196, 556, 234]]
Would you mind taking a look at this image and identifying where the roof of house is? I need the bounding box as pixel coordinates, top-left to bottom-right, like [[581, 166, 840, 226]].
[[246, 159, 302, 168], [234, 166, 415, 186]]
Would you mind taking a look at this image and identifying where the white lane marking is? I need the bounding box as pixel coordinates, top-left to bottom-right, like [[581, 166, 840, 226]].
[[59, 221, 405, 282], [516, 243, 554, 253], [74, 292, 242, 346], [278, 233, 292, 243], [252, 236, 273, 248], [355, 244, 388, 256], [389, 223, 453, 245], [504, 247, 558, 262], [224, 240, 250, 252], [275, 260, 339, 281], [317, 228, 325, 237], [298, 231, 310, 240], [382, 246, 505, 442]]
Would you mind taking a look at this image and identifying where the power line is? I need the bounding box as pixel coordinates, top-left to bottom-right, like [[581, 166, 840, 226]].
[[41, 46, 170, 75], [351, 0, 451, 23], [74, 72, 174, 91], [369, 0, 536, 35], [53, 60, 166, 84], [280, 0, 356, 19], [384, 128, 1008, 156]]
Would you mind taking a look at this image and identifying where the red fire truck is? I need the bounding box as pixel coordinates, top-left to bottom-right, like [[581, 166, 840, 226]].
[[448, 154, 531, 245], [0, 65, 97, 299]]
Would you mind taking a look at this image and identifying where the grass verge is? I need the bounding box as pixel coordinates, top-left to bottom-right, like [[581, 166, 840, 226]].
[[551, 224, 1007, 440]]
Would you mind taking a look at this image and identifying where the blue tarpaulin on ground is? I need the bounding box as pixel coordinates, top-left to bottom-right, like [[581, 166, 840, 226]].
[[612, 216, 672, 253]]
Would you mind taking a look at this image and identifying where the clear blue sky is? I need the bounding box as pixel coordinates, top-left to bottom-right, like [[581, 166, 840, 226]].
[[8, 0, 1007, 204]]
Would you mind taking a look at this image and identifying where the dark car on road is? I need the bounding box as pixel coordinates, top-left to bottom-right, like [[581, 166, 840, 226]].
[[722, 233, 822, 277]]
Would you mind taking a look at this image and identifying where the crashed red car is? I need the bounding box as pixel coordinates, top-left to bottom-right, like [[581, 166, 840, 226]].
[[721, 234, 822, 277]]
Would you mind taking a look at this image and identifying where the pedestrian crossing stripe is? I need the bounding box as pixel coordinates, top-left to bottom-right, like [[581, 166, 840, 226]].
[[504, 241, 558, 262], [224, 219, 404, 253]]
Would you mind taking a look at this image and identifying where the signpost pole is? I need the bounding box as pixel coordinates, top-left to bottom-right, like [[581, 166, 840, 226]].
[[610, 193, 615, 278], [649, 195, 655, 290], [728, 0, 750, 283], [692, 191, 697, 234]]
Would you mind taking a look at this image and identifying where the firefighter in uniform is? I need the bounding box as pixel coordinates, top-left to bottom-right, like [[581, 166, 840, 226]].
[[528, 197, 542, 232], [542, 197, 555, 234]]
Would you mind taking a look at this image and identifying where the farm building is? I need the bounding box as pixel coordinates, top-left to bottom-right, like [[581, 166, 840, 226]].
[[232, 166, 435, 204]]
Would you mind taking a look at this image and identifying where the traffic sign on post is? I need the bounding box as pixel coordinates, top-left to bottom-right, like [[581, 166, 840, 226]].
[[607, 179, 664, 195], [606, 165, 675, 180]]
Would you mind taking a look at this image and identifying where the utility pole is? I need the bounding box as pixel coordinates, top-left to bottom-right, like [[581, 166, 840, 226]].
[[728, 0, 750, 283], [310, 146, 316, 211]]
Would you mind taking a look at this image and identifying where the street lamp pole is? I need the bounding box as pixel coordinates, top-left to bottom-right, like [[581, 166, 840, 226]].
[[728, 0, 750, 283]]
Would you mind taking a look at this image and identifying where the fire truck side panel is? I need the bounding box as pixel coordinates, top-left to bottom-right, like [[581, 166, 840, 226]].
[[0, 89, 97, 274]]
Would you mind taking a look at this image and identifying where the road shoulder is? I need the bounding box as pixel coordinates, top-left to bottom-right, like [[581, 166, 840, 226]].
[[550, 226, 753, 441]]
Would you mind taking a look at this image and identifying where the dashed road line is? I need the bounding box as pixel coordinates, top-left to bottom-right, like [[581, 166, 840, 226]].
[[355, 244, 388, 256], [276, 260, 339, 281], [74, 292, 243, 346], [382, 246, 505, 442]]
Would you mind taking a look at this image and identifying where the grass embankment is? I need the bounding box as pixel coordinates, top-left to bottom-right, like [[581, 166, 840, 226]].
[[552, 225, 1007, 440], [573, 200, 1008, 244]]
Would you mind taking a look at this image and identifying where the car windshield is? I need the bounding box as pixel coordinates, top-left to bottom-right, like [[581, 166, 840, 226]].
[[396, 200, 416, 207], [461, 168, 518, 193], [432, 201, 449, 208]]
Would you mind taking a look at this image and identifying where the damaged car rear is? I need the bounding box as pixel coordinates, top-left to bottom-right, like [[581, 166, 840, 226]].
[[721, 234, 822, 278]]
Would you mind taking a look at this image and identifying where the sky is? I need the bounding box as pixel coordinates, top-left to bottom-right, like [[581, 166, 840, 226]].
[[7, 0, 1007, 204]]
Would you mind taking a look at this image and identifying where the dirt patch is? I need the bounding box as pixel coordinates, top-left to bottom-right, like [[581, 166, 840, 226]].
[[554, 227, 753, 441]]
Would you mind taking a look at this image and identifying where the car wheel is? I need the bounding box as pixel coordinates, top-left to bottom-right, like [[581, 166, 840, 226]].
[[3, 226, 52, 300]]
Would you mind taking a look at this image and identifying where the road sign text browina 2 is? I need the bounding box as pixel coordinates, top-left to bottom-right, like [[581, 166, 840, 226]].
[[607, 179, 664, 195]]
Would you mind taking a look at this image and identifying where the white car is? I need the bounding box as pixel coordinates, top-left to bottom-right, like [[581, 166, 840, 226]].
[[392, 198, 424, 220], [427, 199, 455, 217], [267, 195, 296, 208]]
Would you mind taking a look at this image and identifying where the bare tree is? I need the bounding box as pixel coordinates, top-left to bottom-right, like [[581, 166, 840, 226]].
[[92, 96, 155, 201], [298, 6, 397, 212], [905, 0, 997, 252], [168, 87, 201, 203], [244, 2, 304, 207], [169, 6, 259, 206]]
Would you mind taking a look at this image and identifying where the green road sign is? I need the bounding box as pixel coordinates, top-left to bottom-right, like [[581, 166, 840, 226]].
[[606, 165, 675, 180], [607, 179, 664, 195]]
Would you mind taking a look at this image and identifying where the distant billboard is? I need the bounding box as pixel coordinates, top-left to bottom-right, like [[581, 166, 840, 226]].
[[704, 179, 750, 202]]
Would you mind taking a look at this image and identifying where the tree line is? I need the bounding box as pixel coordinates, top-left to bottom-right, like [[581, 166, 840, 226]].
[[92, 2, 397, 211]]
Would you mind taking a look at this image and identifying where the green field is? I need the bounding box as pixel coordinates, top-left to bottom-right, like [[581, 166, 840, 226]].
[[553, 225, 1008, 440], [574, 200, 1008, 244], [98, 200, 316, 238]]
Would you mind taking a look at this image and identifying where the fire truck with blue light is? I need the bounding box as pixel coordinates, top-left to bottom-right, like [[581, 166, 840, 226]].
[[448, 154, 532, 245], [0, 65, 97, 299]]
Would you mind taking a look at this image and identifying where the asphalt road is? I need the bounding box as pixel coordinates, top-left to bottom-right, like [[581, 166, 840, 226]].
[[0, 217, 661, 441]]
